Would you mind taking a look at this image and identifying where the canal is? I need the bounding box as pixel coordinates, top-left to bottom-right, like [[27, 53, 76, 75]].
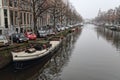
[[1, 24, 120, 80]]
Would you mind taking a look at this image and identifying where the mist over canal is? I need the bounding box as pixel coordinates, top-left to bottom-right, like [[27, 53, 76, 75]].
[[1, 24, 120, 80]]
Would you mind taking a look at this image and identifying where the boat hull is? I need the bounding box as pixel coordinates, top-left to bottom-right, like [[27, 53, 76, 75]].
[[12, 41, 61, 69]]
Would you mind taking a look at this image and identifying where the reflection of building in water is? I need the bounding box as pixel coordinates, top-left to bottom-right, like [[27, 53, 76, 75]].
[[96, 27, 120, 52]]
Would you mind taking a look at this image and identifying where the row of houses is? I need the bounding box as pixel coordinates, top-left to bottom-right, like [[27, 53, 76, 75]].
[[95, 6, 120, 26], [0, 0, 82, 35], [0, 0, 49, 35]]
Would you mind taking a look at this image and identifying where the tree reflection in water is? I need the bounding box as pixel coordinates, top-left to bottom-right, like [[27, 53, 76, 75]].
[[0, 27, 82, 80], [95, 27, 120, 52], [33, 28, 82, 80]]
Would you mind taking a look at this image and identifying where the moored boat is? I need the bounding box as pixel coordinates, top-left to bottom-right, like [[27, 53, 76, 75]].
[[11, 40, 61, 69]]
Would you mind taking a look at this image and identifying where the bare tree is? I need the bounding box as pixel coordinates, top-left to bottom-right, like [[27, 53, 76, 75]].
[[19, 0, 83, 34], [49, 0, 62, 29], [19, 0, 53, 35], [95, 6, 120, 25]]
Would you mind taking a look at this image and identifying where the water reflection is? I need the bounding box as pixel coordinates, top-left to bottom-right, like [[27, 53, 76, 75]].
[[31, 28, 82, 80], [95, 27, 120, 52], [0, 27, 82, 80]]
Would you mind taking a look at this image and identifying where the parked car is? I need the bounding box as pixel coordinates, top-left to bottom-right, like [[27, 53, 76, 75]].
[[11, 33, 29, 43], [25, 32, 37, 40], [47, 29, 56, 36], [68, 25, 73, 28], [0, 35, 9, 47], [65, 26, 69, 29], [109, 26, 117, 30], [60, 25, 65, 31], [56, 25, 61, 32], [61, 27, 65, 31], [38, 30, 47, 37]]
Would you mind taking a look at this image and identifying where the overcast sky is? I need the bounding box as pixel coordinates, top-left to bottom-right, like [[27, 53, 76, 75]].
[[69, 0, 120, 19]]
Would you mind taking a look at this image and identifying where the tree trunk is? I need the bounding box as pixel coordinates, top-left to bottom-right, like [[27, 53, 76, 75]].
[[33, 0, 39, 36], [53, 8, 57, 33]]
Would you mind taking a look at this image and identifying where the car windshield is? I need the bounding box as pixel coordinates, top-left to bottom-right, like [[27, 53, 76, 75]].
[[19, 34, 25, 38], [39, 30, 45, 33], [57, 25, 60, 28], [27, 32, 33, 35]]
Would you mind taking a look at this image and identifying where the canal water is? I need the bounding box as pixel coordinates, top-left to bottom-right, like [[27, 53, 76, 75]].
[[1, 24, 120, 80]]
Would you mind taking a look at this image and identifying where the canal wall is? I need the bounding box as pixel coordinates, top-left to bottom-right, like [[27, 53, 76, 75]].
[[0, 48, 12, 69]]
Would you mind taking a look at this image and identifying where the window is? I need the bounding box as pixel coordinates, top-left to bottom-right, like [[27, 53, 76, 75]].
[[9, 0, 13, 7], [4, 9, 7, 17], [10, 10, 13, 25], [30, 14, 32, 24], [14, 0, 17, 7], [16, 28, 18, 33], [20, 28, 23, 33], [15, 11, 18, 25], [27, 13, 29, 24], [5, 18, 8, 28], [4, 9, 8, 28], [3, 0, 8, 6], [24, 13, 26, 24], [20, 12, 22, 24], [0, 30, 2, 35]]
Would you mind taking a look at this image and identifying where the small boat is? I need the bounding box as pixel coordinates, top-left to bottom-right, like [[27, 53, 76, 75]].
[[11, 41, 61, 69]]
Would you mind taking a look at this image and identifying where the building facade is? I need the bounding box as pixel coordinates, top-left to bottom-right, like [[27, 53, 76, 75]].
[[0, 0, 75, 35], [0, 0, 51, 35], [0, 0, 33, 35]]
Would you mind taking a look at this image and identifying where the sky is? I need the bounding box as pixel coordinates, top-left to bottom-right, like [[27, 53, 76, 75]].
[[69, 0, 120, 19]]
